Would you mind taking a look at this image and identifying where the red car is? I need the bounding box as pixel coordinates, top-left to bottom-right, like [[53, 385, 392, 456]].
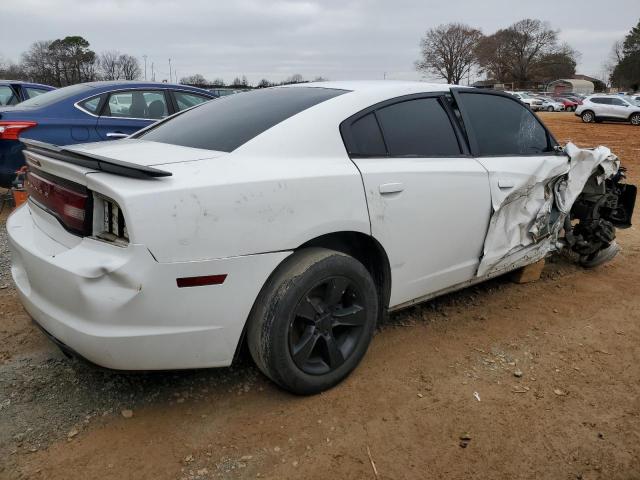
[[552, 97, 579, 112]]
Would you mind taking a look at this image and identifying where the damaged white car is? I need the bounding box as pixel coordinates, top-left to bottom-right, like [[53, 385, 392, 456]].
[[7, 82, 636, 394]]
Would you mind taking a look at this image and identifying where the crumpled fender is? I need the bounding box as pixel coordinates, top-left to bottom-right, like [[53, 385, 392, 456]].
[[477, 143, 620, 277]]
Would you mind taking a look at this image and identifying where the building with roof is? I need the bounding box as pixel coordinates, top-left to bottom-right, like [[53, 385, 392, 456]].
[[547, 79, 595, 95]]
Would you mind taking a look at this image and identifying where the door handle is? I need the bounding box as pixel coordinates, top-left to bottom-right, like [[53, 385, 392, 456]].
[[379, 182, 404, 194], [497, 179, 515, 189], [106, 132, 129, 139]]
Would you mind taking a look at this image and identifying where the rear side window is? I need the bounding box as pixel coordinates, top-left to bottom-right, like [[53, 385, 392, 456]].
[[591, 98, 606, 104], [349, 113, 386, 156], [139, 87, 347, 152], [458, 93, 550, 155], [174, 91, 210, 111], [375, 98, 461, 156], [24, 87, 49, 99], [0, 86, 19, 106], [78, 96, 101, 114]]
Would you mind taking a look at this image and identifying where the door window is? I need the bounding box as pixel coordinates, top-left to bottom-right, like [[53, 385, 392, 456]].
[[0, 86, 19, 106], [103, 90, 168, 119], [458, 93, 551, 156], [348, 113, 386, 156], [375, 98, 461, 156], [174, 91, 210, 111]]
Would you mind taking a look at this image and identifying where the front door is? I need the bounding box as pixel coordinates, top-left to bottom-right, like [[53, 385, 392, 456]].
[[452, 89, 569, 276]]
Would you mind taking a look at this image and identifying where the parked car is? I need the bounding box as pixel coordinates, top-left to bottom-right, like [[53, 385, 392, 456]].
[[505, 91, 543, 110], [8, 82, 635, 394], [0, 80, 55, 106], [535, 97, 564, 112], [576, 94, 640, 125], [551, 97, 579, 112], [0, 81, 215, 187]]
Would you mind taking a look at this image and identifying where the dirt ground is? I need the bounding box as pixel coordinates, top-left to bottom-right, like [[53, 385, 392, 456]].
[[1, 112, 639, 480]]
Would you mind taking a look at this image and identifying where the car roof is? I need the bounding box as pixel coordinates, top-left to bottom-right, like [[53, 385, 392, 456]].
[[0, 80, 55, 89], [285, 80, 456, 95]]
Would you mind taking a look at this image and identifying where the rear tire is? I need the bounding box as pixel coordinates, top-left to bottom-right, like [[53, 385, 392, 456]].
[[247, 248, 378, 395], [631, 113, 640, 126], [581, 110, 595, 123]]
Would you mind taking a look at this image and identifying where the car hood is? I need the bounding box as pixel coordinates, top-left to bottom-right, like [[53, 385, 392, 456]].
[[64, 139, 226, 167]]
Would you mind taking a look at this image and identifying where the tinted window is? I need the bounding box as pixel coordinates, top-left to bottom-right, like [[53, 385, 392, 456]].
[[104, 90, 168, 119], [24, 87, 49, 99], [174, 91, 210, 111], [348, 113, 386, 156], [139, 87, 347, 152], [18, 83, 93, 108], [459, 93, 550, 155], [610, 97, 626, 106], [0, 86, 18, 106], [591, 98, 606, 104], [375, 98, 460, 156], [78, 96, 101, 114]]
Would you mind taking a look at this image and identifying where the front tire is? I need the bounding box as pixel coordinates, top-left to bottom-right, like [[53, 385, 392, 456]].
[[631, 113, 640, 126], [581, 110, 595, 123], [547, 106, 554, 112], [247, 248, 378, 395]]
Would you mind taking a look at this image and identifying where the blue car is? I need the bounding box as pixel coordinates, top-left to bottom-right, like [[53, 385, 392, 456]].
[[0, 81, 215, 187], [0, 80, 55, 106]]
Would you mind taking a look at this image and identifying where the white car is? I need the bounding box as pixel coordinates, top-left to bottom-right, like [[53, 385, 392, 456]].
[[7, 82, 636, 394], [505, 91, 544, 111], [576, 95, 640, 125], [536, 97, 565, 112]]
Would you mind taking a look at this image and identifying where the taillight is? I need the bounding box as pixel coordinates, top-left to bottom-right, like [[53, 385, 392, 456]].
[[0, 121, 37, 140], [25, 169, 90, 235]]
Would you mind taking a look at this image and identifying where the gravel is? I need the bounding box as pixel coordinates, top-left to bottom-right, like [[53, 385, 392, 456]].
[[0, 213, 11, 288]]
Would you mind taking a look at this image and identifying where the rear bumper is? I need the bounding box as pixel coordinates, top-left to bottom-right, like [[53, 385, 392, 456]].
[[7, 204, 290, 370]]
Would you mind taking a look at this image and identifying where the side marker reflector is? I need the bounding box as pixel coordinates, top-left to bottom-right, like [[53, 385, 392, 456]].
[[176, 274, 227, 288]]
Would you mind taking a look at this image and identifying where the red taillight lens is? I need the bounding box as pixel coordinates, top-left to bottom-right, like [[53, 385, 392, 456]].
[[25, 170, 89, 235], [0, 121, 37, 140]]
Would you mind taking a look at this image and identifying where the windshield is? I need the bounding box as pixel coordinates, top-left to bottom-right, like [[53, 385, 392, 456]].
[[138, 87, 347, 152], [622, 96, 640, 106], [17, 83, 93, 108]]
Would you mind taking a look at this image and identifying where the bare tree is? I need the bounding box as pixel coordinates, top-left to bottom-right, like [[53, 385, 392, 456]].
[[415, 23, 483, 84], [180, 73, 208, 85], [119, 54, 141, 80], [284, 73, 305, 84], [98, 50, 122, 80], [211, 78, 225, 87]]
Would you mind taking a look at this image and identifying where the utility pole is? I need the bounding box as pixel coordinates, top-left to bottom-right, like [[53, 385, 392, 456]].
[[168, 58, 172, 84], [151, 62, 155, 82], [143, 55, 147, 81]]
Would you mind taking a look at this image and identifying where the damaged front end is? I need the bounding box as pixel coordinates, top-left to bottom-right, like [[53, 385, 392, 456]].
[[563, 165, 636, 267], [477, 143, 636, 277]]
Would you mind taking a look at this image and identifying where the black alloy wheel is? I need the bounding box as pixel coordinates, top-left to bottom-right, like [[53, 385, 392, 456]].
[[289, 276, 367, 375]]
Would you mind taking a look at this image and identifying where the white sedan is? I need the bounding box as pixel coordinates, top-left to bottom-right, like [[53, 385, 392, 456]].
[[8, 82, 636, 394]]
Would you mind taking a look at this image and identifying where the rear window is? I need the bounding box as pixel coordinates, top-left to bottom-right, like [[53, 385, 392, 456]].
[[138, 87, 347, 152], [18, 83, 93, 108]]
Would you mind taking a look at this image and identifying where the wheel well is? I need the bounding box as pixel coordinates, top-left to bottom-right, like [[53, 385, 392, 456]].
[[233, 231, 392, 364], [298, 231, 392, 322]]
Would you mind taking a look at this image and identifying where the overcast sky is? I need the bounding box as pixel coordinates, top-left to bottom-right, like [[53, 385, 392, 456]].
[[1, 0, 638, 84]]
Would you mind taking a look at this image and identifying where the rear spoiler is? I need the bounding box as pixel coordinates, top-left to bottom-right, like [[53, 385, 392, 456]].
[[21, 138, 172, 179]]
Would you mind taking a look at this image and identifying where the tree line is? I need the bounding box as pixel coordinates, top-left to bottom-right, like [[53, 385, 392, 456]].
[[417, 17, 639, 91], [179, 73, 328, 89], [416, 19, 580, 88], [0, 36, 141, 87]]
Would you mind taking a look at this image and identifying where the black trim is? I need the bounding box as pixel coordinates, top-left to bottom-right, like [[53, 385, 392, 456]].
[[21, 138, 172, 178]]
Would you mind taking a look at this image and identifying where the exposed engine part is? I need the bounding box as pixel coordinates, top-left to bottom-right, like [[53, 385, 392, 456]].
[[563, 166, 636, 263]]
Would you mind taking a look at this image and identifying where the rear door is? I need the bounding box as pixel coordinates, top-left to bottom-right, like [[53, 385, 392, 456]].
[[96, 89, 171, 140], [452, 89, 568, 275], [344, 94, 491, 307]]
